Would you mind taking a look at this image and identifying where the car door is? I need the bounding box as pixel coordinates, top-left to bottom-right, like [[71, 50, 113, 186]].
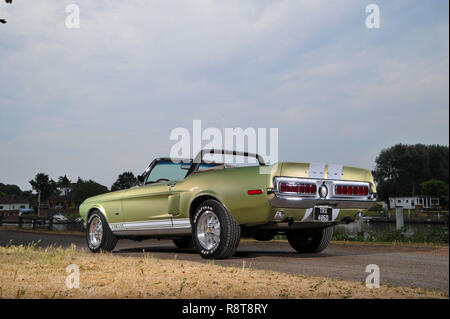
[[120, 181, 173, 229]]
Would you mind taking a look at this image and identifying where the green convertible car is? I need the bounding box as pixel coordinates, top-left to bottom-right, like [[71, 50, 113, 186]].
[[79, 149, 377, 259]]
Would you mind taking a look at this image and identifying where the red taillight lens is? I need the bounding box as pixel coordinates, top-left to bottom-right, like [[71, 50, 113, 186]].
[[299, 184, 305, 193], [279, 182, 316, 195], [335, 184, 369, 196], [358, 186, 363, 195], [343, 185, 348, 194]]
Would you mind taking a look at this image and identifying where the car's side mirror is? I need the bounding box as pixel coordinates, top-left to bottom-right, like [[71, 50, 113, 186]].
[[137, 175, 145, 183]]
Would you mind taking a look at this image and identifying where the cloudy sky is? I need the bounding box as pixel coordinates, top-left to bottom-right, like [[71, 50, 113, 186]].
[[0, 0, 448, 191]]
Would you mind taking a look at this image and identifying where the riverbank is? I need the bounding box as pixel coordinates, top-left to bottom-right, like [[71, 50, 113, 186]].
[[333, 224, 449, 244], [0, 226, 84, 237]]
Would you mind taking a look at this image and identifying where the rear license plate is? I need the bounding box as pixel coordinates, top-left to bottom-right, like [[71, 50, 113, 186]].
[[314, 207, 332, 222]]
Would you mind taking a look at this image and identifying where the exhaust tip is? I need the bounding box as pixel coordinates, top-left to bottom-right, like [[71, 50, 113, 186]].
[[274, 210, 286, 221]]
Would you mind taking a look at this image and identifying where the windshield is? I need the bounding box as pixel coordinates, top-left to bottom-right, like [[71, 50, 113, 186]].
[[145, 161, 188, 183], [144, 161, 222, 184]]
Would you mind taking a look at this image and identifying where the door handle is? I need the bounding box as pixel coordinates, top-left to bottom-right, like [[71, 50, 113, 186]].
[[168, 182, 177, 187]]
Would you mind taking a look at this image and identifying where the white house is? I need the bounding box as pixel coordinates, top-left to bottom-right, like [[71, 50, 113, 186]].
[[389, 196, 440, 210], [0, 196, 30, 212]]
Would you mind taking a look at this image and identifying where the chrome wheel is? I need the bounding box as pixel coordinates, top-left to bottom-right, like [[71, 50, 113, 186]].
[[88, 215, 103, 249], [196, 210, 221, 251]]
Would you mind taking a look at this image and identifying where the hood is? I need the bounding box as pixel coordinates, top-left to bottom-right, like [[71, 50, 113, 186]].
[[82, 188, 128, 204]]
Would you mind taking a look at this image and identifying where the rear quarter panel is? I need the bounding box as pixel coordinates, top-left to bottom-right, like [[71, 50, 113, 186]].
[[174, 164, 281, 225]]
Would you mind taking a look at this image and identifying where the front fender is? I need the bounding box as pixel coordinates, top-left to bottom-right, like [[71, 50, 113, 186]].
[[79, 203, 109, 228]]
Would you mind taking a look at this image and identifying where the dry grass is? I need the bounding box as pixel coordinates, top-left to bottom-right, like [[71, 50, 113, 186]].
[[0, 244, 447, 299]]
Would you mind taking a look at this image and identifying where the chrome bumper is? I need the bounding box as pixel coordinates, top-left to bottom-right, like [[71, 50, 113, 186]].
[[268, 193, 377, 209]]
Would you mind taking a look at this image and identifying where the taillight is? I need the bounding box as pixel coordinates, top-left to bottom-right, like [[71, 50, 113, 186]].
[[335, 184, 369, 196], [279, 182, 316, 195]]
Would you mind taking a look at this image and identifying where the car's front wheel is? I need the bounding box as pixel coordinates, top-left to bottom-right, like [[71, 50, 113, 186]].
[[86, 210, 117, 253], [287, 226, 333, 253], [192, 199, 240, 259]]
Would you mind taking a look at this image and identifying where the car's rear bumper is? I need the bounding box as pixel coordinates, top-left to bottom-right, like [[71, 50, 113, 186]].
[[268, 193, 377, 209]]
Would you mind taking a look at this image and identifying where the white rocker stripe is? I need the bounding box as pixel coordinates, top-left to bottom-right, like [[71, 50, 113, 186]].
[[124, 220, 172, 229], [172, 218, 192, 228], [109, 218, 191, 232]]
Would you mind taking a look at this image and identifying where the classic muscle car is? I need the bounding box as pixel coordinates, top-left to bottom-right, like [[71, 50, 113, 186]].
[[79, 149, 377, 259]]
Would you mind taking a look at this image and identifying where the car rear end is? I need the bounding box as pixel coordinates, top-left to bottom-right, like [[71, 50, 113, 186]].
[[267, 162, 377, 226]]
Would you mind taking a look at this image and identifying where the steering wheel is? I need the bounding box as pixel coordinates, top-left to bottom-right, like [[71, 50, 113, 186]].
[[155, 178, 170, 183]]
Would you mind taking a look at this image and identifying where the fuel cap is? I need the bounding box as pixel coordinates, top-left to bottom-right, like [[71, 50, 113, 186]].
[[319, 184, 328, 198]]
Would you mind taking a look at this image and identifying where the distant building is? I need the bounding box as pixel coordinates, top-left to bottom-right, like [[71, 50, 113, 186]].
[[389, 195, 440, 210], [0, 195, 30, 214], [48, 187, 77, 211]]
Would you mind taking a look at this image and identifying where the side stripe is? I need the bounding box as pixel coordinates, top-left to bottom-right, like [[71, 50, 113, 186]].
[[327, 164, 343, 180], [109, 218, 191, 232], [303, 162, 341, 222]]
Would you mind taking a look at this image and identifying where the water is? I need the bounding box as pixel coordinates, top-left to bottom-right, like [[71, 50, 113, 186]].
[[336, 220, 445, 237], [2, 223, 84, 232]]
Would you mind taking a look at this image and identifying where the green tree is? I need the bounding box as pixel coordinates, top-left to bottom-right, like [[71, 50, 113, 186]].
[[111, 172, 137, 191], [0, 183, 37, 209], [420, 179, 449, 207], [71, 178, 109, 205], [57, 175, 72, 188], [29, 173, 57, 201], [373, 144, 449, 200], [0, 182, 23, 196]]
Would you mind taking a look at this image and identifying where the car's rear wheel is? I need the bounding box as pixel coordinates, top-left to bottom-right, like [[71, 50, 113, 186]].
[[173, 237, 194, 249], [192, 199, 240, 259], [287, 226, 333, 253], [86, 210, 117, 253]]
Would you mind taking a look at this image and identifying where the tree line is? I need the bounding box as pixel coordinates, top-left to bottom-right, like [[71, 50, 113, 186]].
[[1, 143, 448, 208], [0, 172, 137, 208], [372, 144, 448, 205]]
